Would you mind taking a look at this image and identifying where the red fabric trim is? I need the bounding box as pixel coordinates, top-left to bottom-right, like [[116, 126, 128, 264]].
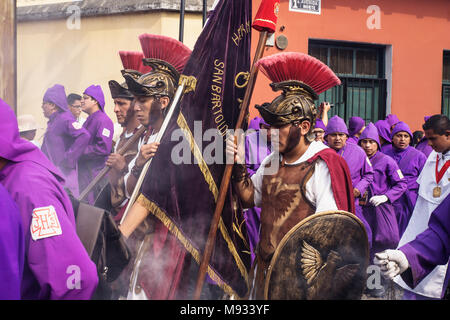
[[308, 148, 355, 213]]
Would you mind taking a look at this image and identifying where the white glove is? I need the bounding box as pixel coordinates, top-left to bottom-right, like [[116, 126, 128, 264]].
[[369, 195, 388, 207], [374, 249, 409, 280]]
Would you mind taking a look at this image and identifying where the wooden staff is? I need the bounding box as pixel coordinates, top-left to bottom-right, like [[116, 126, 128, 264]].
[[193, 30, 269, 299], [78, 125, 147, 201]]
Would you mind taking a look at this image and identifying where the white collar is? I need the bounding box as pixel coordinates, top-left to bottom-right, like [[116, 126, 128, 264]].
[[282, 141, 329, 166]]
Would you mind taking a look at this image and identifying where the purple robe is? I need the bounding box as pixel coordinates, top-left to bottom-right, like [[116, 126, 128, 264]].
[[0, 183, 24, 300], [399, 194, 450, 298], [244, 130, 271, 264], [362, 151, 407, 260], [359, 123, 407, 259], [0, 98, 98, 299], [78, 110, 114, 204], [41, 111, 90, 197], [415, 137, 433, 158], [326, 115, 374, 243], [336, 142, 374, 247], [384, 145, 427, 236]]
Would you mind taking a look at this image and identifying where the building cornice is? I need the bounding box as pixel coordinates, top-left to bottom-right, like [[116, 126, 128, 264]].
[[17, 0, 214, 22]]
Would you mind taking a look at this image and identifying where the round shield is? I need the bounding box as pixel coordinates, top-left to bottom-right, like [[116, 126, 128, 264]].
[[264, 210, 369, 300]]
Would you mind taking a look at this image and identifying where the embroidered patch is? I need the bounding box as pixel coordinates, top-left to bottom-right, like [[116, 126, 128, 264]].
[[397, 169, 404, 179], [72, 121, 82, 130], [366, 157, 372, 167], [102, 128, 111, 138], [30, 206, 62, 241]]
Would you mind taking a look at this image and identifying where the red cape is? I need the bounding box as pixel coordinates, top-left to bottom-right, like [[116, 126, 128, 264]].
[[307, 148, 355, 214]]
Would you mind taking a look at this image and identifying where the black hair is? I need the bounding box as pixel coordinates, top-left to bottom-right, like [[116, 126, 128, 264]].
[[412, 130, 424, 146], [422, 114, 450, 135], [67, 93, 82, 105]]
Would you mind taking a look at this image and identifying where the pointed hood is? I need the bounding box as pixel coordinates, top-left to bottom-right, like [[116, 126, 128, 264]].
[[325, 115, 349, 137], [43, 84, 69, 112], [358, 122, 380, 150], [83, 85, 105, 111], [0, 98, 63, 182], [391, 121, 413, 141], [375, 119, 391, 143], [348, 116, 365, 136]]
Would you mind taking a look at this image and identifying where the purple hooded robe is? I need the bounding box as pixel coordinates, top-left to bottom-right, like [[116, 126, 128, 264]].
[[0, 183, 24, 300], [384, 121, 427, 237], [325, 116, 374, 246], [359, 123, 407, 260], [77, 85, 114, 204], [40, 84, 90, 197], [399, 194, 450, 298], [0, 99, 98, 299]]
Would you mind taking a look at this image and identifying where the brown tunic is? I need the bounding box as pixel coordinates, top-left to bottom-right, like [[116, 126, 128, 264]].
[[254, 159, 317, 298]]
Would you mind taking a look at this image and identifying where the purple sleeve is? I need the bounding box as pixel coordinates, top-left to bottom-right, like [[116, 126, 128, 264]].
[[83, 120, 113, 158], [384, 159, 407, 202], [64, 119, 91, 169], [399, 196, 450, 288], [355, 156, 374, 194], [0, 186, 24, 300], [245, 134, 258, 176], [23, 186, 98, 299]]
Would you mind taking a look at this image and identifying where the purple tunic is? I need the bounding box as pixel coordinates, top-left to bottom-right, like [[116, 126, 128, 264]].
[[415, 137, 433, 158], [244, 130, 271, 264], [362, 151, 407, 260], [41, 111, 90, 197], [0, 99, 98, 299], [336, 142, 374, 247], [0, 183, 24, 300], [78, 110, 114, 204], [384, 145, 427, 236], [399, 194, 450, 298]]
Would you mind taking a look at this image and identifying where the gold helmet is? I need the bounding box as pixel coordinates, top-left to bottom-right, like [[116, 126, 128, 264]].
[[255, 52, 341, 129]]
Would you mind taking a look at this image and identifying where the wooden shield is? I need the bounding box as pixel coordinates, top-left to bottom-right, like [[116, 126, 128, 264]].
[[264, 211, 369, 300]]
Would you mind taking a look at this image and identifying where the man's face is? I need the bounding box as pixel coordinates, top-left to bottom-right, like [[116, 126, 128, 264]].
[[113, 98, 133, 126], [425, 128, 450, 153], [360, 138, 378, 158], [392, 132, 410, 150], [42, 101, 57, 118], [269, 123, 292, 154], [326, 132, 348, 151], [134, 96, 155, 126], [69, 99, 82, 118], [313, 128, 325, 142], [81, 94, 98, 115]]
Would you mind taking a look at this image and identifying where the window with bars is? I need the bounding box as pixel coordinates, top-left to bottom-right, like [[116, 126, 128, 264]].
[[442, 51, 450, 117], [309, 40, 387, 124]]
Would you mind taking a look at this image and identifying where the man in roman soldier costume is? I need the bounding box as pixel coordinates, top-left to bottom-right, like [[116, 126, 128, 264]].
[[101, 51, 147, 218], [117, 34, 193, 299], [227, 52, 365, 299]]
